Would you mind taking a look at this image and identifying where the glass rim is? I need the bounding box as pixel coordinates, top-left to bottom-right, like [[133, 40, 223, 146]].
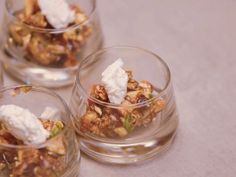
[[76, 45, 172, 109], [5, 0, 96, 33], [0, 85, 71, 149]]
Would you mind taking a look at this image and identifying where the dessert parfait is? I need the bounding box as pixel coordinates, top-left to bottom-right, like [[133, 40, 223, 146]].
[[78, 59, 165, 138], [0, 86, 80, 177], [1, 0, 103, 87], [8, 0, 91, 67], [70, 46, 179, 164]]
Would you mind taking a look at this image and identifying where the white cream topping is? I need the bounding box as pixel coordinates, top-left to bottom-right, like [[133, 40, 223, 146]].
[[0, 105, 50, 144], [40, 107, 60, 120], [38, 0, 75, 29], [101, 58, 128, 104]]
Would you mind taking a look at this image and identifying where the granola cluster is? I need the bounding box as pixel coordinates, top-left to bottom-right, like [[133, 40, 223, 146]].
[[0, 119, 65, 177], [80, 71, 165, 138], [9, 0, 92, 67]]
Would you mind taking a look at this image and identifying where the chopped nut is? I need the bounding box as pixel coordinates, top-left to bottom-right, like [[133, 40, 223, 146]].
[[27, 34, 58, 65], [24, 12, 47, 28], [82, 26, 92, 38], [91, 85, 109, 102], [125, 90, 142, 103], [63, 30, 78, 41], [137, 94, 149, 103], [0, 136, 8, 144], [123, 114, 134, 133], [0, 163, 6, 170], [24, 0, 38, 17], [34, 167, 57, 177], [40, 119, 64, 137], [154, 99, 165, 112], [50, 121, 64, 138], [139, 80, 153, 92], [22, 34, 31, 48], [77, 34, 85, 45], [46, 44, 66, 55], [114, 127, 128, 137], [9, 24, 30, 45], [20, 85, 33, 93], [83, 111, 98, 123], [94, 106, 102, 116], [126, 70, 133, 80], [17, 148, 40, 164], [127, 80, 139, 91], [47, 136, 65, 155], [75, 13, 87, 24]]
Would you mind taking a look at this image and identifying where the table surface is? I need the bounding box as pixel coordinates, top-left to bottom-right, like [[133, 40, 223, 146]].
[[1, 0, 236, 177]]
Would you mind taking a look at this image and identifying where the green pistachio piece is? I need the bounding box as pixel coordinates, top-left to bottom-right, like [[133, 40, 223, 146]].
[[50, 121, 64, 138], [123, 114, 134, 133]]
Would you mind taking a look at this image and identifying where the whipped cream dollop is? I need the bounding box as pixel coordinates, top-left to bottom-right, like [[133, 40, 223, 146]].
[[101, 58, 128, 104], [40, 107, 60, 120], [0, 105, 50, 144], [38, 0, 75, 29]]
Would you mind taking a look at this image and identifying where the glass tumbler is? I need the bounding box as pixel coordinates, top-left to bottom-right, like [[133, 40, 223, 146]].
[[70, 46, 179, 164], [0, 0, 103, 88], [0, 85, 80, 177]]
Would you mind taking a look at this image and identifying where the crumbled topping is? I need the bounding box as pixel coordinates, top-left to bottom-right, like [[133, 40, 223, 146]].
[[80, 70, 165, 138]]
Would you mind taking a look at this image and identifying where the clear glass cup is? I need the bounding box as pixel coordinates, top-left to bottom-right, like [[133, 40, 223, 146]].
[[0, 85, 80, 176], [70, 46, 179, 164], [0, 0, 103, 88]]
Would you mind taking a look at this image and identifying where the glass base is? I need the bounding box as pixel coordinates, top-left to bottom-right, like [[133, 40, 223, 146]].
[[2, 41, 103, 88], [78, 115, 178, 164], [63, 155, 81, 177], [3, 61, 77, 88]]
